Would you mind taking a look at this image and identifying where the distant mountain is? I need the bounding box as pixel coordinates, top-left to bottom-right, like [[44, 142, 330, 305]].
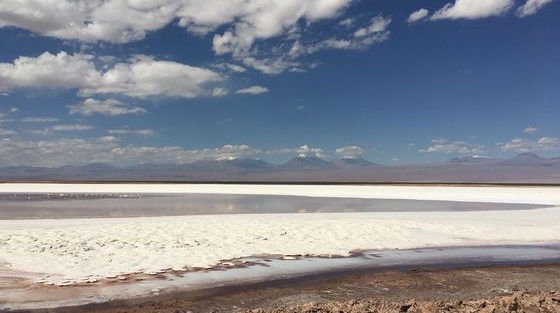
[[332, 157, 376, 167], [497, 153, 559, 166], [1, 154, 560, 183], [186, 159, 275, 172], [226, 158, 275, 170], [280, 156, 335, 170], [448, 155, 502, 164]]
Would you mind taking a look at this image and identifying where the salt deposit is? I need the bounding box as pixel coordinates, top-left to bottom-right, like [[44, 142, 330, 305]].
[[0, 184, 559, 285]]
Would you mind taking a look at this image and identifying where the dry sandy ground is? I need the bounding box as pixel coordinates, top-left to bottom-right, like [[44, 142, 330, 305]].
[[40, 264, 560, 313]]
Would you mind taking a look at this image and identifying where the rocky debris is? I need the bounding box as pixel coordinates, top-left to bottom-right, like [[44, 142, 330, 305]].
[[244, 291, 560, 313]]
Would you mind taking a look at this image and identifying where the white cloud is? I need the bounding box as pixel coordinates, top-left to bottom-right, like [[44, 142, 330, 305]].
[[79, 55, 223, 98], [296, 16, 391, 56], [419, 138, 485, 154], [108, 129, 155, 136], [516, 0, 554, 17], [335, 145, 364, 158], [113, 144, 262, 163], [8, 107, 18, 113], [0, 136, 120, 166], [236, 85, 269, 95], [498, 137, 560, 152], [296, 145, 324, 158], [0, 128, 16, 136], [21, 117, 61, 123], [238, 15, 390, 74], [266, 144, 325, 158], [0, 52, 100, 92], [210, 0, 352, 57], [0, 1, 352, 47], [338, 17, 355, 27], [0, 52, 223, 99], [407, 8, 429, 23], [353, 16, 391, 38], [523, 127, 538, 134], [241, 56, 303, 75], [211, 87, 229, 97], [0, 135, 263, 166], [0, 1, 395, 75], [0, 0, 180, 44], [431, 0, 514, 20], [215, 63, 247, 73], [52, 124, 93, 131], [68, 98, 146, 116]]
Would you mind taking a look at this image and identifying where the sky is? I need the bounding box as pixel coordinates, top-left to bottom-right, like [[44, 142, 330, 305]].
[[0, 0, 559, 166]]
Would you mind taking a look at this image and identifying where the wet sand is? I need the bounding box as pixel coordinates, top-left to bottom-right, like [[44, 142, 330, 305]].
[[34, 263, 560, 313]]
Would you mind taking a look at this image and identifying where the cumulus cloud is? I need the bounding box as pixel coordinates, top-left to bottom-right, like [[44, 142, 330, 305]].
[[431, 0, 514, 20], [0, 52, 100, 92], [0, 52, 223, 99], [236, 85, 269, 95], [0, 1, 395, 75], [0, 0, 180, 44], [0, 0, 352, 44], [335, 145, 364, 158], [0, 136, 119, 166], [0, 0, 352, 72], [419, 138, 485, 154], [296, 145, 324, 158], [68, 98, 146, 116], [266, 144, 325, 158], [113, 144, 262, 163], [214, 13, 390, 74], [0, 135, 263, 166], [498, 137, 560, 152], [21, 117, 61, 123], [407, 8, 429, 23], [108, 129, 155, 136], [523, 127, 538, 134], [210, 0, 353, 56], [516, 0, 554, 17]]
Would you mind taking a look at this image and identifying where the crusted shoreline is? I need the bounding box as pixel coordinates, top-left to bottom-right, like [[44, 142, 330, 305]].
[[45, 263, 560, 313]]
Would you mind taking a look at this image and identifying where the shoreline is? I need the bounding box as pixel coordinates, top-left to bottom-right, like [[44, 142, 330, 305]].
[[3, 244, 560, 311], [2, 181, 560, 186], [18, 261, 560, 313]]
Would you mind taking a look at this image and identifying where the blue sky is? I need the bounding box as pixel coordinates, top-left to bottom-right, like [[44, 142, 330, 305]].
[[0, 0, 559, 166]]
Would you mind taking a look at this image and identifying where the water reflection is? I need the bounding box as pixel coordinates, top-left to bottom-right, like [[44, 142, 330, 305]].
[[0, 193, 544, 219]]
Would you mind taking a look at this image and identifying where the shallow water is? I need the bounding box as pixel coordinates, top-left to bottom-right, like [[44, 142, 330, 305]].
[[0, 193, 544, 219], [2, 245, 560, 311]]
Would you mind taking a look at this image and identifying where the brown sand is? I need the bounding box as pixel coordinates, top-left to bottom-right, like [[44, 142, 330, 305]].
[[35, 263, 560, 313]]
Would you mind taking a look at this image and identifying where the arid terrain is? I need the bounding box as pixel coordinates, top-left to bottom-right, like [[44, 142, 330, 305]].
[[41, 264, 560, 313]]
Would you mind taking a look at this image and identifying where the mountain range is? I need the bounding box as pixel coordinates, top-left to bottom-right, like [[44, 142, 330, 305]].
[[1, 153, 560, 183]]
